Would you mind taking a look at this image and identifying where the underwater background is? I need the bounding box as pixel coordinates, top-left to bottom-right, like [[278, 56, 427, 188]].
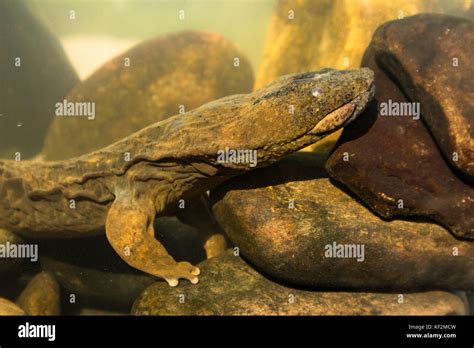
[[30, 0, 274, 79], [0, 0, 473, 316]]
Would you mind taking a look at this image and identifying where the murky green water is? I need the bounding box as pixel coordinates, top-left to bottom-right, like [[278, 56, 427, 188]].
[[29, 0, 274, 77]]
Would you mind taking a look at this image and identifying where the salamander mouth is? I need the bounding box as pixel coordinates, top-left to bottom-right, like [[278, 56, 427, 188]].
[[307, 83, 375, 136], [256, 82, 375, 161]]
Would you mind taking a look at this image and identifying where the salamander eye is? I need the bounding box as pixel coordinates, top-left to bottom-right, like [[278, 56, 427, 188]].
[[312, 87, 323, 97]]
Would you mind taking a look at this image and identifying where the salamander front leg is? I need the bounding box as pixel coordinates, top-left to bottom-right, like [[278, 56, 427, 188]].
[[105, 195, 200, 286]]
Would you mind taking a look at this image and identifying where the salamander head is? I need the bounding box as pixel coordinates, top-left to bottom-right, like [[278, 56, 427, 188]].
[[213, 68, 375, 168]]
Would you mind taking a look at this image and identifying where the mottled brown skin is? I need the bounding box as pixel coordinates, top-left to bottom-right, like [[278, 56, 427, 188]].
[[0, 69, 374, 286], [132, 251, 467, 315]]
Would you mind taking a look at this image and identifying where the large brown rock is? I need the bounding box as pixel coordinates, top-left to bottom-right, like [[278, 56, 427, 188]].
[[371, 14, 474, 181], [0, 0, 79, 159], [42, 31, 254, 160], [16, 272, 60, 315], [210, 153, 474, 291], [326, 36, 474, 239], [132, 251, 467, 315]]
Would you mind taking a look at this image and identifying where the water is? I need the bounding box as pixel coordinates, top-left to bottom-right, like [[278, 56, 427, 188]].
[[30, 0, 274, 78], [0, 0, 472, 318]]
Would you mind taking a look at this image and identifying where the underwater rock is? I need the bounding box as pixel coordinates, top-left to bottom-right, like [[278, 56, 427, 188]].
[[254, 0, 471, 88], [16, 272, 60, 315], [0, 297, 26, 315], [132, 251, 468, 315], [78, 308, 126, 316], [0, 0, 79, 159], [371, 14, 474, 181], [39, 217, 205, 310], [210, 153, 474, 291], [326, 41, 474, 239], [0, 229, 25, 274], [42, 30, 254, 160]]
